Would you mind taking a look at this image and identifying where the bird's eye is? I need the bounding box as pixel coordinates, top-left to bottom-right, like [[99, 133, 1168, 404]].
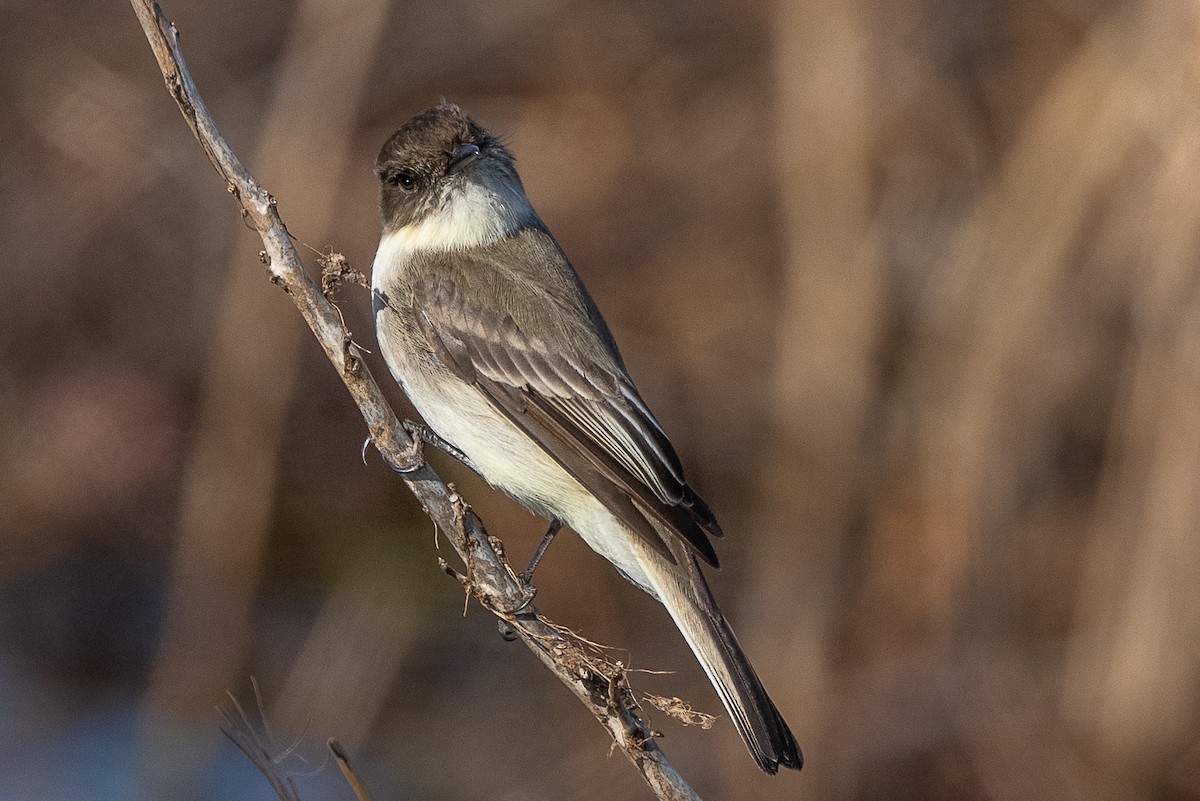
[[385, 169, 418, 191]]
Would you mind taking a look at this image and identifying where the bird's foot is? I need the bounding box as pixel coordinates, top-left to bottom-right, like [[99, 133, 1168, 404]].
[[401, 420, 483, 476], [517, 519, 563, 586]]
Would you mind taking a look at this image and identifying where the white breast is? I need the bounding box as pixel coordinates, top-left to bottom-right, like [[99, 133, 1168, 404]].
[[394, 354, 657, 595]]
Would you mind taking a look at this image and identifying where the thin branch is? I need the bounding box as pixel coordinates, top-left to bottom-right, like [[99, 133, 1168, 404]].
[[219, 689, 303, 801], [329, 739, 378, 801], [128, 1, 701, 798]]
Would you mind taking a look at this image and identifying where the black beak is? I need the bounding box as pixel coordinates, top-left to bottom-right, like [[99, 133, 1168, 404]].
[[447, 143, 481, 174]]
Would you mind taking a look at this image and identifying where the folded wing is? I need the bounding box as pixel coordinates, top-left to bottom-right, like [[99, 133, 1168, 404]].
[[407, 230, 722, 566]]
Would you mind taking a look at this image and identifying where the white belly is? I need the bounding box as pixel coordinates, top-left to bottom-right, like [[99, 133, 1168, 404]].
[[379, 330, 656, 595]]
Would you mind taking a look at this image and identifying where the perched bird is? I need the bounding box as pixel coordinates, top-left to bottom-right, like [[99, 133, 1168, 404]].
[[370, 101, 801, 773]]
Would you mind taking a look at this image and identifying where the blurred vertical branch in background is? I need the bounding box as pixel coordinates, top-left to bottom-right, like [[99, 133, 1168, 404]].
[[270, 566, 418, 758], [751, 0, 880, 790], [1062, 1, 1200, 792], [134, 0, 389, 796]]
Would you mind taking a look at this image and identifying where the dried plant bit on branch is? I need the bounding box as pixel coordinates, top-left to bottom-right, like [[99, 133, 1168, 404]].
[[318, 249, 369, 299], [545, 619, 631, 659], [313, 247, 369, 345], [642, 693, 718, 730]]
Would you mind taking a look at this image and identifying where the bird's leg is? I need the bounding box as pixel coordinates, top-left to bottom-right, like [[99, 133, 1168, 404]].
[[518, 519, 563, 585], [402, 420, 483, 476]]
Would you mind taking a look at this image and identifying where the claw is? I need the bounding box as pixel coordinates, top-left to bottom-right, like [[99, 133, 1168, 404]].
[[497, 620, 520, 641], [402, 420, 483, 476]]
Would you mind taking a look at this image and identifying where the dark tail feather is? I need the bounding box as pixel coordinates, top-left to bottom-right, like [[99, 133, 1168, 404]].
[[646, 550, 802, 773]]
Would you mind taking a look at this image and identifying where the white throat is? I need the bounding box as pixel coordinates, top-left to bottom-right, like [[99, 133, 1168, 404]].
[[372, 175, 535, 290]]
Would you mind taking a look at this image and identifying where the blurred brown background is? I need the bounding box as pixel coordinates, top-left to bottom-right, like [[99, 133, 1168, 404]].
[[3, 0, 1200, 798]]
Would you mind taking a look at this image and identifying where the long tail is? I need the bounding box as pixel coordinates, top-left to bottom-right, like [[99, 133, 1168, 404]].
[[639, 545, 803, 773]]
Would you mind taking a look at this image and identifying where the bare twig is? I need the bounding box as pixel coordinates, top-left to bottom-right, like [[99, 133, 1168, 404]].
[[329, 739, 378, 801], [219, 687, 303, 801], [129, 1, 701, 797]]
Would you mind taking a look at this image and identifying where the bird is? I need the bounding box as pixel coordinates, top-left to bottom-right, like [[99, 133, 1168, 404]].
[[369, 100, 801, 773]]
